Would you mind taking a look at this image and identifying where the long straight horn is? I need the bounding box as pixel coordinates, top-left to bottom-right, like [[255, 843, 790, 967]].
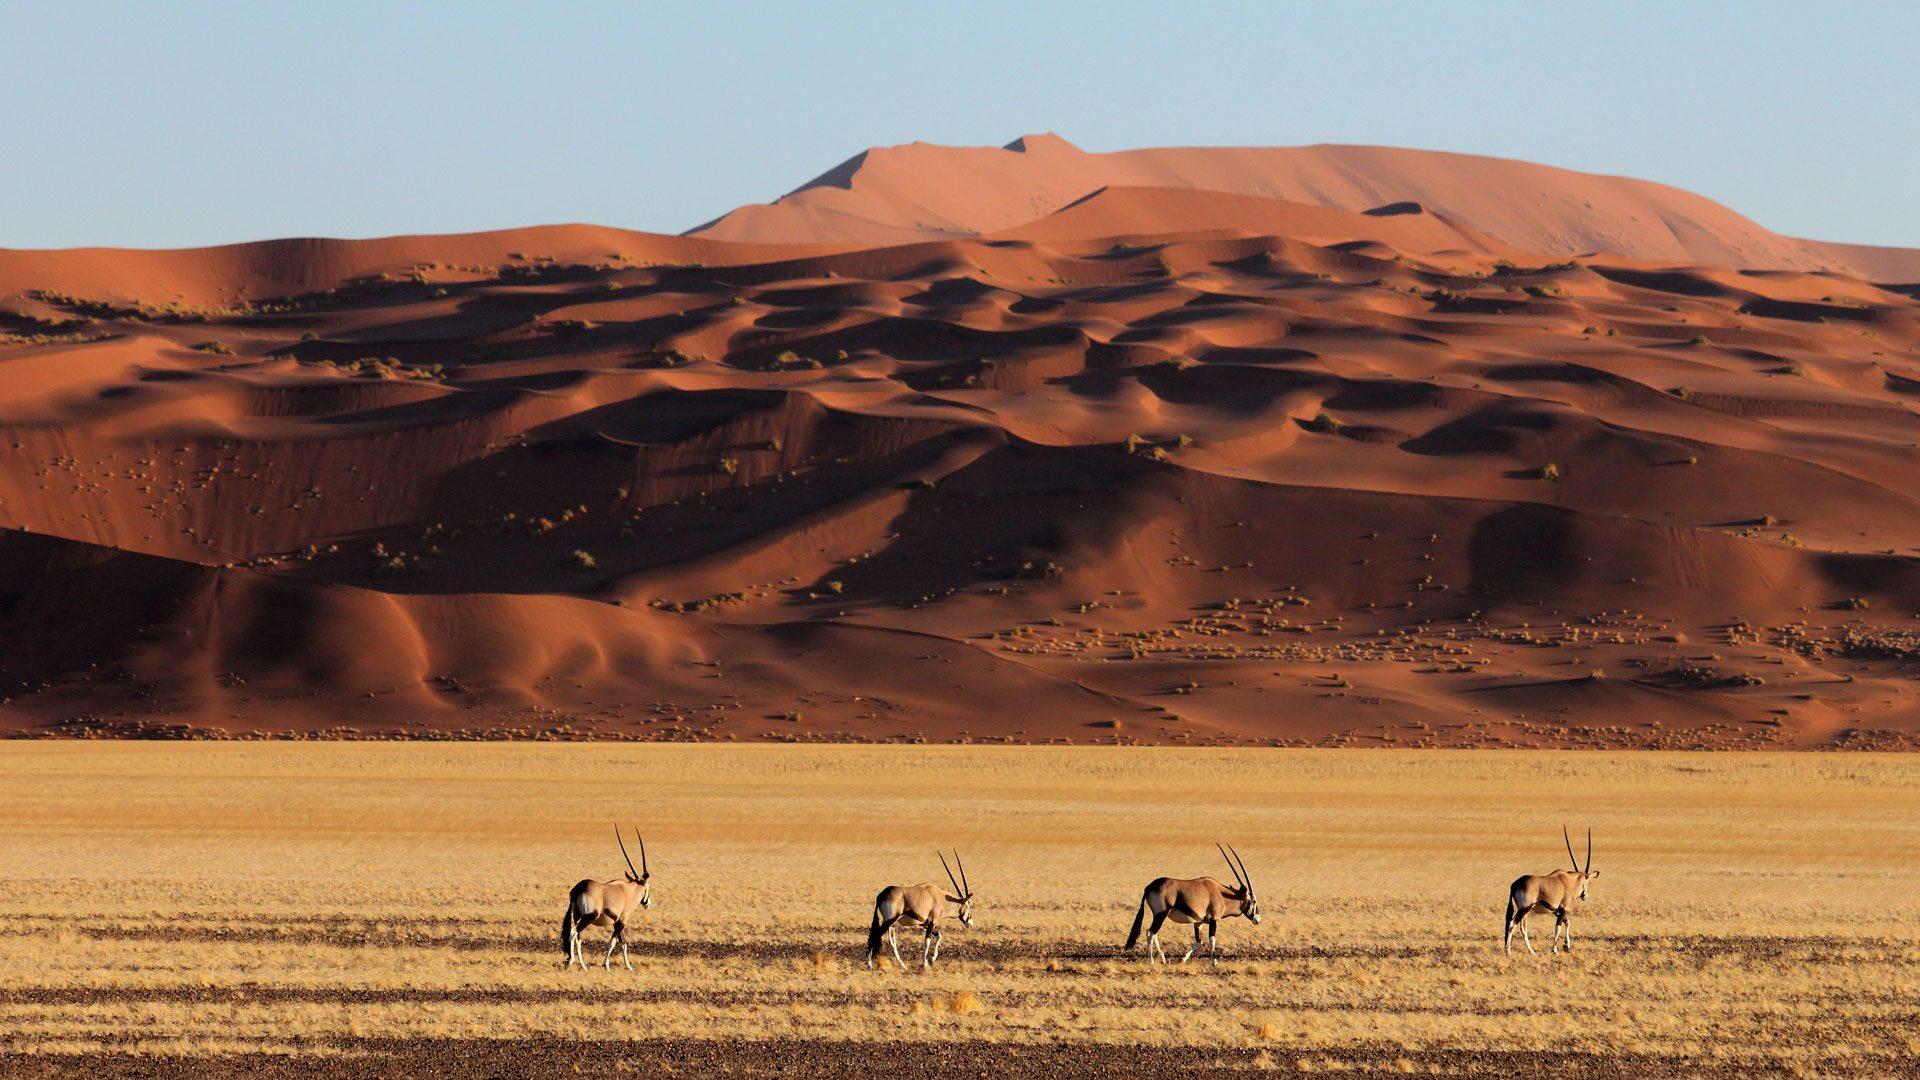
[[954, 850, 970, 897], [939, 850, 963, 897], [1217, 843, 1245, 890], [617, 827, 641, 881], [1563, 825, 1578, 871], [1228, 843, 1253, 891], [637, 829, 649, 880], [1585, 828, 1592, 875]]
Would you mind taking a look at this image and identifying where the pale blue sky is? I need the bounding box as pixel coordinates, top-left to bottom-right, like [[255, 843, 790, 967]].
[[4, 1, 1915, 250]]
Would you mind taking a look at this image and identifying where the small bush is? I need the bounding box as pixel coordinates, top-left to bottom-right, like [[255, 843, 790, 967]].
[[568, 549, 597, 570]]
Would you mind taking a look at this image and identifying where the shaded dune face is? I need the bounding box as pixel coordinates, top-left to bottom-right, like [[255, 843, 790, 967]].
[[3, 180, 1920, 746]]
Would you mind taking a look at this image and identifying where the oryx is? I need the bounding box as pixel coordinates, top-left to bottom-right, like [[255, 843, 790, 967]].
[[1504, 826, 1596, 956], [1125, 843, 1261, 965], [865, 851, 974, 970], [561, 827, 652, 970]]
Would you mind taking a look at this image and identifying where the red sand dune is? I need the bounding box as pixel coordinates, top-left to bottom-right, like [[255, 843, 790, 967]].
[[4, 143, 1920, 748], [693, 135, 1920, 280]]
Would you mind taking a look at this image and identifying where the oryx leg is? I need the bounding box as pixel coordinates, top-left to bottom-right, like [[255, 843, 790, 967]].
[[569, 913, 592, 969], [1146, 909, 1170, 964], [1207, 918, 1219, 966], [1552, 910, 1569, 954], [619, 922, 633, 970], [925, 926, 942, 968], [1180, 921, 1202, 963], [889, 924, 908, 970], [603, 921, 624, 970], [1518, 909, 1537, 955]]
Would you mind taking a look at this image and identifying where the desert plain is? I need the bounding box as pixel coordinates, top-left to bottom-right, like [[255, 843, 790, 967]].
[[2, 744, 1916, 1078]]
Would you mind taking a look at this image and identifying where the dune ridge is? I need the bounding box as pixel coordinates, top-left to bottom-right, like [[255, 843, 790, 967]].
[[4, 169, 1920, 747], [692, 135, 1920, 280]]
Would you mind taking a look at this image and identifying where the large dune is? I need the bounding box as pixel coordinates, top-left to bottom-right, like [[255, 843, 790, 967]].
[[4, 169, 1920, 747], [692, 134, 1920, 280]]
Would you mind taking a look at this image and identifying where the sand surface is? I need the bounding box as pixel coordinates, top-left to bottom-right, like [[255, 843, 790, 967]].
[[4, 148, 1920, 745], [693, 135, 1920, 280]]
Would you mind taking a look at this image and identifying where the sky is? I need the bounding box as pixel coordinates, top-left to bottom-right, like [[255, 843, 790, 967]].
[[4, 1, 1916, 250]]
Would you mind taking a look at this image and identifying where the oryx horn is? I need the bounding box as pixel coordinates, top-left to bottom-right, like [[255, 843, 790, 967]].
[[618, 826, 642, 881], [1563, 825, 1578, 872], [1584, 828, 1592, 874], [939, 849, 965, 897], [636, 828, 648, 880], [1217, 842, 1247, 890], [1228, 843, 1252, 890]]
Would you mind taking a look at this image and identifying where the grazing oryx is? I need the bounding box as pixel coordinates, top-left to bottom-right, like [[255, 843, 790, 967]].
[[1125, 844, 1262, 965], [561, 827, 652, 970], [865, 851, 975, 970], [1504, 826, 1597, 956]]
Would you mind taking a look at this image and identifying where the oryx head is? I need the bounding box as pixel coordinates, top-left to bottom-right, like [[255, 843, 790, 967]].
[[939, 849, 974, 927], [618, 827, 652, 909], [1564, 825, 1594, 900], [1218, 843, 1259, 924]]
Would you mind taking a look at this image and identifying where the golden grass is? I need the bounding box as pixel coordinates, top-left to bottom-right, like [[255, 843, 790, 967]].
[[1, 746, 1916, 1071]]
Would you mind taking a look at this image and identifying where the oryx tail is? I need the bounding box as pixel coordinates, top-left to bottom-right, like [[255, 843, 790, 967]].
[[867, 903, 887, 960], [560, 900, 578, 958], [1126, 894, 1149, 949]]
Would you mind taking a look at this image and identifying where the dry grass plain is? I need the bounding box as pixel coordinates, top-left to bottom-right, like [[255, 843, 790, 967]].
[[1, 746, 1916, 1078]]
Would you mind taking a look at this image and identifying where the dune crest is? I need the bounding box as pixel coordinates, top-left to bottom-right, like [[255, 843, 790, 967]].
[[692, 136, 1920, 279]]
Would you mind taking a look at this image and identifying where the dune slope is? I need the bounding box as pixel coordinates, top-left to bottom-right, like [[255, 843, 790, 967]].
[[4, 196, 1920, 747], [693, 135, 1920, 280]]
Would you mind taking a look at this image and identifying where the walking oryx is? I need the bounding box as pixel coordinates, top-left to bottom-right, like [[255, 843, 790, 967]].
[[865, 851, 974, 970], [561, 827, 652, 970], [1125, 844, 1262, 965], [1504, 826, 1597, 956]]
